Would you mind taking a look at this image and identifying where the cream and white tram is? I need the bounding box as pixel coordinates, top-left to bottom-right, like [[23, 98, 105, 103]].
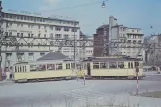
[[81, 56, 144, 79], [13, 60, 77, 83]]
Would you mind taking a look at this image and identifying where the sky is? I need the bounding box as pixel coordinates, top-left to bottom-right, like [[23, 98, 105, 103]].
[[2, 0, 161, 36]]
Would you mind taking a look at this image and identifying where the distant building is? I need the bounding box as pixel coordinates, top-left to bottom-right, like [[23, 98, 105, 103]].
[[93, 16, 144, 59], [80, 31, 93, 60], [93, 24, 109, 57]]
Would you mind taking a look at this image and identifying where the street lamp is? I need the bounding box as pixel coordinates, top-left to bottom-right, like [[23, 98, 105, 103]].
[[101, 0, 108, 8]]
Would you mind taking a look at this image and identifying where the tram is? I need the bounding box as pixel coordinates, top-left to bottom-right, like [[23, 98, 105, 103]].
[[80, 56, 144, 79], [13, 56, 144, 83], [13, 60, 78, 83]]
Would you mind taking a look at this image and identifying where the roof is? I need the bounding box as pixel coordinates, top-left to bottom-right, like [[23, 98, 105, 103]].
[[37, 52, 70, 61], [111, 24, 124, 28], [98, 24, 109, 29], [83, 56, 142, 62], [2, 11, 79, 23]]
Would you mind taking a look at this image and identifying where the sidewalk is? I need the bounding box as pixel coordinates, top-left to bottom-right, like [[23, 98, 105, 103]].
[[0, 80, 14, 86]]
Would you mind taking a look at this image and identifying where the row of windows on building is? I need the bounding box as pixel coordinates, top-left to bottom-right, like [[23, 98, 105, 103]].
[[5, 31, 77, 39], [3, 13, 79, 26], [6, 52, 45, 60], [120, 39, 142, 43], [127, 35, 142, 39], [6, 22, 78, 32], [120, 34, 142, 39]]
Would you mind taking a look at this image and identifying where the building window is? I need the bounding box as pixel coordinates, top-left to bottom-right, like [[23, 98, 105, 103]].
[[64, 34, 69, 39], [50, 41, 53, 45], [44, 34, 46, 38], [28, 34, 30, 37], [28, 53, 34, 61], [55, 34, 61, 38], [72, 28, 77, 32], [40, 53, 45, 56], [127, 40, 131, 43], [50, 26, 53, 30], [21, 33, 23, 37], [64, 27, 69, 32], [9, 32, 12, 36], [10, 23, 12, 26], [38, 34, 41, 37], [17, 33, 20, 37], [55, 27, 61, 31], [6, 53, 12, 60]]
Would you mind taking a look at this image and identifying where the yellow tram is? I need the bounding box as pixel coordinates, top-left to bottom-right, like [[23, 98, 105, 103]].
[[13, 60, 77, 83], [13, 55, 144, 83], [80, 56, 144, 79]]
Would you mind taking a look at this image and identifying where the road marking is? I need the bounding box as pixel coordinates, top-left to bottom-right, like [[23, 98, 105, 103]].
[[61, 88, 110, 101]]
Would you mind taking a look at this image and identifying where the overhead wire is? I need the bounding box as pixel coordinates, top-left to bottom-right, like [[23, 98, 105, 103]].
[[40, 1, 103, 12]]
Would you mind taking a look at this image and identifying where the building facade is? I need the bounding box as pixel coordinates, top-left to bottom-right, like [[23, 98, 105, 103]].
[[93, 24, 109, 57], [80, 32, 93, 60], [1, 10, 80, 73], [94, 16, 144, 59], [109, 16, 144, 58]]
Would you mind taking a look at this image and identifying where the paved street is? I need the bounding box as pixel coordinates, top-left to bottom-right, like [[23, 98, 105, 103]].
[[0, 72, 161, 107]]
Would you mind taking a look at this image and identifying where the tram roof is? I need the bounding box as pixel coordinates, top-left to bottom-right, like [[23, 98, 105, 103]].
[[83, 57, 142, 62]]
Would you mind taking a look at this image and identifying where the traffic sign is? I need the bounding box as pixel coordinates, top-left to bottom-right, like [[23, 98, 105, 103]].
[[136, 66, 139, 73]]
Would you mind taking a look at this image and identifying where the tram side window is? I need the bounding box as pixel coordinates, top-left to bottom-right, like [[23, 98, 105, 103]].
[[131, 62, 133, 68], [118, 62, 124, 68], [47, 64, 55, 70], [93, 63, 99, 69], [20, 66, 22, 72], [100, 63, 108, 69], [30, 65, 37, 72], [66, 64, 70, 69], [56, 64, 62, 70], [128, 62, 131, 68], [71, 63, 75, 69], [17, 67, 19, 72], [15, 66, 17, 72], [38, 64, 46, 71], [109, 62, 117, 68], [25, 66, 27, 72], [23, 66, 24, 72]]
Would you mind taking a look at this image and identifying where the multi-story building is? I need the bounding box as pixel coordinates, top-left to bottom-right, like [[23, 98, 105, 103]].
[[109, 16, 144, 58], [1, 10, 80, 72], [94, 16, 144, 59], [80, 31, 93, 60], [93, 24, 109, 57]]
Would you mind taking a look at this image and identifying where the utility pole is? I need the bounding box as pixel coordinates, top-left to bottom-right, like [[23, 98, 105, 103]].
[[73, 22, 77, 77], [0, 0, 3, 81]]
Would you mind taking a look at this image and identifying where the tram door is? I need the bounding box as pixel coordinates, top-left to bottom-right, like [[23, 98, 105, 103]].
[[87, 63, 91, 76]]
